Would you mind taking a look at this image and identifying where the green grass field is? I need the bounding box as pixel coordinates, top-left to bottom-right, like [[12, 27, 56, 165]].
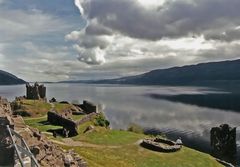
[[21, 99, 223, 167], [68, 145, 223, 167], [54, 103, 73, 113], [17, 99, 52, 117], [24, 116, 62, 132], [24, 115, 223, 167]]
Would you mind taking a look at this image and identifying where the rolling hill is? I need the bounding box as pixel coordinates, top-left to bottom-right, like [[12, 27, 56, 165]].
[[63, 59, 240, 86], [0, 70, 26, 85]]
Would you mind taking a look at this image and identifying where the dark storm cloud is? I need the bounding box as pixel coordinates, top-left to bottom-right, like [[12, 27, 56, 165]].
[[205, 28, 240, 42], [85, 20, 113, 36], [80, 0, 240, 41]]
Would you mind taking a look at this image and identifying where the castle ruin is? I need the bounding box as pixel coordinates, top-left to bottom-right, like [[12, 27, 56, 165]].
[[211, 124, 236, 164], [26, 82, 46, 100]]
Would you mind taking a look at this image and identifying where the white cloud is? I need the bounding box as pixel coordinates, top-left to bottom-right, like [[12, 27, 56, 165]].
[[73, 44, 106, 65], [0, 9, 72, 42], [137, 0, 165, 8], [65, 31, 82, 41], [74, 0, 85, 16], [63, 0, 240, 77], [2, 0, 240, 81]]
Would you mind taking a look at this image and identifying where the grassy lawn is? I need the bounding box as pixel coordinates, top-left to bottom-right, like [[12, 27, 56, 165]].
[[73, 127, 146, 145], [24, 116, 62, 132], [68, 119, 223, 167], [54, 103, 74, 113], [25, 115, 223, 167], [19, 100, 223, 167], [71, 114, 85, 121], [18, 99, 52, 117], [63, 144, 223, 167]]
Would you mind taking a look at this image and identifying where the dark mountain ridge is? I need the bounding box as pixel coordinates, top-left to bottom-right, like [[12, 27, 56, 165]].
[[61, 59, 240, 86], [0, 70, 26, 85]]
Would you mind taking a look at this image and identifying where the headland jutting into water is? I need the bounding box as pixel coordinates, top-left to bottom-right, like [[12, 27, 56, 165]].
[[0, 83, 235, 167]]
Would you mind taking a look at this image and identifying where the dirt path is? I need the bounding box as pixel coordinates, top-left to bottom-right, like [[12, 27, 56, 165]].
[[51, 138, 121, 149]]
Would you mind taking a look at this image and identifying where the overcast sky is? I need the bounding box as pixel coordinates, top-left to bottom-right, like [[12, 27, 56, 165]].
[[0, 0, 240, 82]]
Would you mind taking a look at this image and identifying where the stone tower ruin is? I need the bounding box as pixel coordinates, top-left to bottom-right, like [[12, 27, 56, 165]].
[[210, 124, 236, 164], [26, 82, 46, 100]]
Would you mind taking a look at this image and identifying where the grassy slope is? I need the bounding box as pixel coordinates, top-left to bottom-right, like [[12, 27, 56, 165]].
[[71, 145, 222, 167], [19, 99, 52, 117], [69, 120, 223, 167], [24, 116, 62, 132], [54, 103, 73, 113], [18, 100, 79, 117], [24, 115, 223, 167]]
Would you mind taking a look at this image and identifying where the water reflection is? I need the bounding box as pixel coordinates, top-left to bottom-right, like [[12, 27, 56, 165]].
[[147, 93, 240, 112], [1, 84, 240, 134]]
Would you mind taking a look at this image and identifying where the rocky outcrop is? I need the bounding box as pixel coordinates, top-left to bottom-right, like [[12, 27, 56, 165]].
[[0, 97, 12, 115], [141, 138, 182, 153], [210, 124, 236, 163], [0, 116, 14, 166], [0, 97, 15, 166], [19, 128, 87, 167], [0, 97, 87, 167]]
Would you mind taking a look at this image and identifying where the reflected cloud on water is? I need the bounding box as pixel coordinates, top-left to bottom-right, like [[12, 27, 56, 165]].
[[1, 83, 240, 152]]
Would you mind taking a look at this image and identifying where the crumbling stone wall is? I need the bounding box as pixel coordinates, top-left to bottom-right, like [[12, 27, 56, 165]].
[[75, 112, 99, 126], [26, 82, 46, 100], [82, 100, 98, 114], [211, 124, 236, 163], [47, 111, 78, 136]]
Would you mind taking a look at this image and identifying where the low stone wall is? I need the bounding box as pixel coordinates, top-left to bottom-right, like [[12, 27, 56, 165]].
[[75, 112, 99, 126], [141, 138, 182, 153], [47, 111, 78, 136]]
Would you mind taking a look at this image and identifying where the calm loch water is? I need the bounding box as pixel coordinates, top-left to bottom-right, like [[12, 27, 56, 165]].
[[1, 83, 240, 158]]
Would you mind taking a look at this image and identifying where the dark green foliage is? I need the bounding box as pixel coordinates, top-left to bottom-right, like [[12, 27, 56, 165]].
[[94, 114, 110, 128]]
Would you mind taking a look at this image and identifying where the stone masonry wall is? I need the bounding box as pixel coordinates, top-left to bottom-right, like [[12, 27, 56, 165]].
[[26, 82, 46, 100], [82, 100, 98, 114], [211, 124, 236, 163], [47, 111, 78, 136]]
